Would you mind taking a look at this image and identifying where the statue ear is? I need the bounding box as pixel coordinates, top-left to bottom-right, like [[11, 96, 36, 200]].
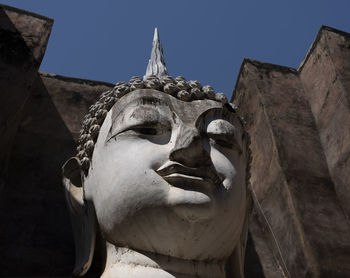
[[226, 193, 252, 278], [62, 157, 96, 276], [226, 217, 249, 278]]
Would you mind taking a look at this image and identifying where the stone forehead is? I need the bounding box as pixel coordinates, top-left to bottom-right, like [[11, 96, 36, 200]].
[[110, 89, 225, 125]]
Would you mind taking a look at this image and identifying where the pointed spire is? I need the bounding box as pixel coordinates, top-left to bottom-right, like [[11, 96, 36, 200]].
[[144, 28, 168, 79]]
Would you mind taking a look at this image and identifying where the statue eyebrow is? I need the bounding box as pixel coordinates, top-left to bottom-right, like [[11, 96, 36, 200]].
[[133, 96, 170, 107], [194, 108, 243, 150], [195, 107, 237, 128], [112, 96, 170, 121], [205, 121, 242, 153], [107, 98, 172, 142]]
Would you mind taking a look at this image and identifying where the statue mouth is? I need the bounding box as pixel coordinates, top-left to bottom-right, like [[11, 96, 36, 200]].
[[156, 161, 222, 190]]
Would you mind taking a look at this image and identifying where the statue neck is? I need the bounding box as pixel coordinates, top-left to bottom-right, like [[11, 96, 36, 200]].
[[101, 242, 227, 278]]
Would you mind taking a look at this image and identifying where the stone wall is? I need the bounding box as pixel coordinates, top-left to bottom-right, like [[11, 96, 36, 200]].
[[233, 26, 350, 278], [299, 27, 350, 220], [0, 71, 113, 276], [0, 4, 52, 176], [0, 5, 113, 275]]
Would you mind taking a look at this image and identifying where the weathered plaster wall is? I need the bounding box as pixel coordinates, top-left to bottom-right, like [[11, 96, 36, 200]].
[[299, 26, 350, 220], [0, 4, 52, 175], [233, 27, 350, 278], [0, 71, 113, 276]]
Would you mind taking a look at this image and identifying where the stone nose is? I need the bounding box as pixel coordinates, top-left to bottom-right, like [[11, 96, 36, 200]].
[[169, 125, 211, 167]]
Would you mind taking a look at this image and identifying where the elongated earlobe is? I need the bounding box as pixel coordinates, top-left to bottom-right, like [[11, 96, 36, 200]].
[[227, 190, 252, 278], [226, 218, 249, 278], [62, 157, 96, 276]]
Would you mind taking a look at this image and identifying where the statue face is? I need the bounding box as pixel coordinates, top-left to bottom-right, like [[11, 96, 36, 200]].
[[84, 89, 247, 261]]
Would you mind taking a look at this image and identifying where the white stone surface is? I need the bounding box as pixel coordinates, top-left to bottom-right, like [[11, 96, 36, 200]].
[[63, 89, 248, 277]]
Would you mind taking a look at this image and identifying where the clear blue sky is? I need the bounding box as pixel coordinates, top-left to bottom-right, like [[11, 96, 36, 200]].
[[1, 0, 350, 98]]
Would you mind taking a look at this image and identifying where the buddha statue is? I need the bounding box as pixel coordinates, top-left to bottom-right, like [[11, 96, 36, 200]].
[[62, 28, 251, 278]]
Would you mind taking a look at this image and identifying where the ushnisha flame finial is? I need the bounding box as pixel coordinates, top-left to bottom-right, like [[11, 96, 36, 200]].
[[144, 28, 168, 79]]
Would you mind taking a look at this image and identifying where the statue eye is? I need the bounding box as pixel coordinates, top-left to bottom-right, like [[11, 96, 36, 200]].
[[122, 123, 169, 136], [209, 137, 234, 149], [205, 119, 242, 153], [208, 134, 242, 153], [130, 127, 158, 135]]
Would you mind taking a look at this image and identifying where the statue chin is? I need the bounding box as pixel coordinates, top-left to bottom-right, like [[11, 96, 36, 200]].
[[172, 198, 214, 223], [100, 244, 229, 278]]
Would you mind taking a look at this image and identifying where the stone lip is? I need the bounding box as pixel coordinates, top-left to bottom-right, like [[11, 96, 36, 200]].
[[156, 161, 222, 189]]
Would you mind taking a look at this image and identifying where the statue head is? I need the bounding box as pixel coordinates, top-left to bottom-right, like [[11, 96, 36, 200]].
[[62, 29, 251, 278]]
